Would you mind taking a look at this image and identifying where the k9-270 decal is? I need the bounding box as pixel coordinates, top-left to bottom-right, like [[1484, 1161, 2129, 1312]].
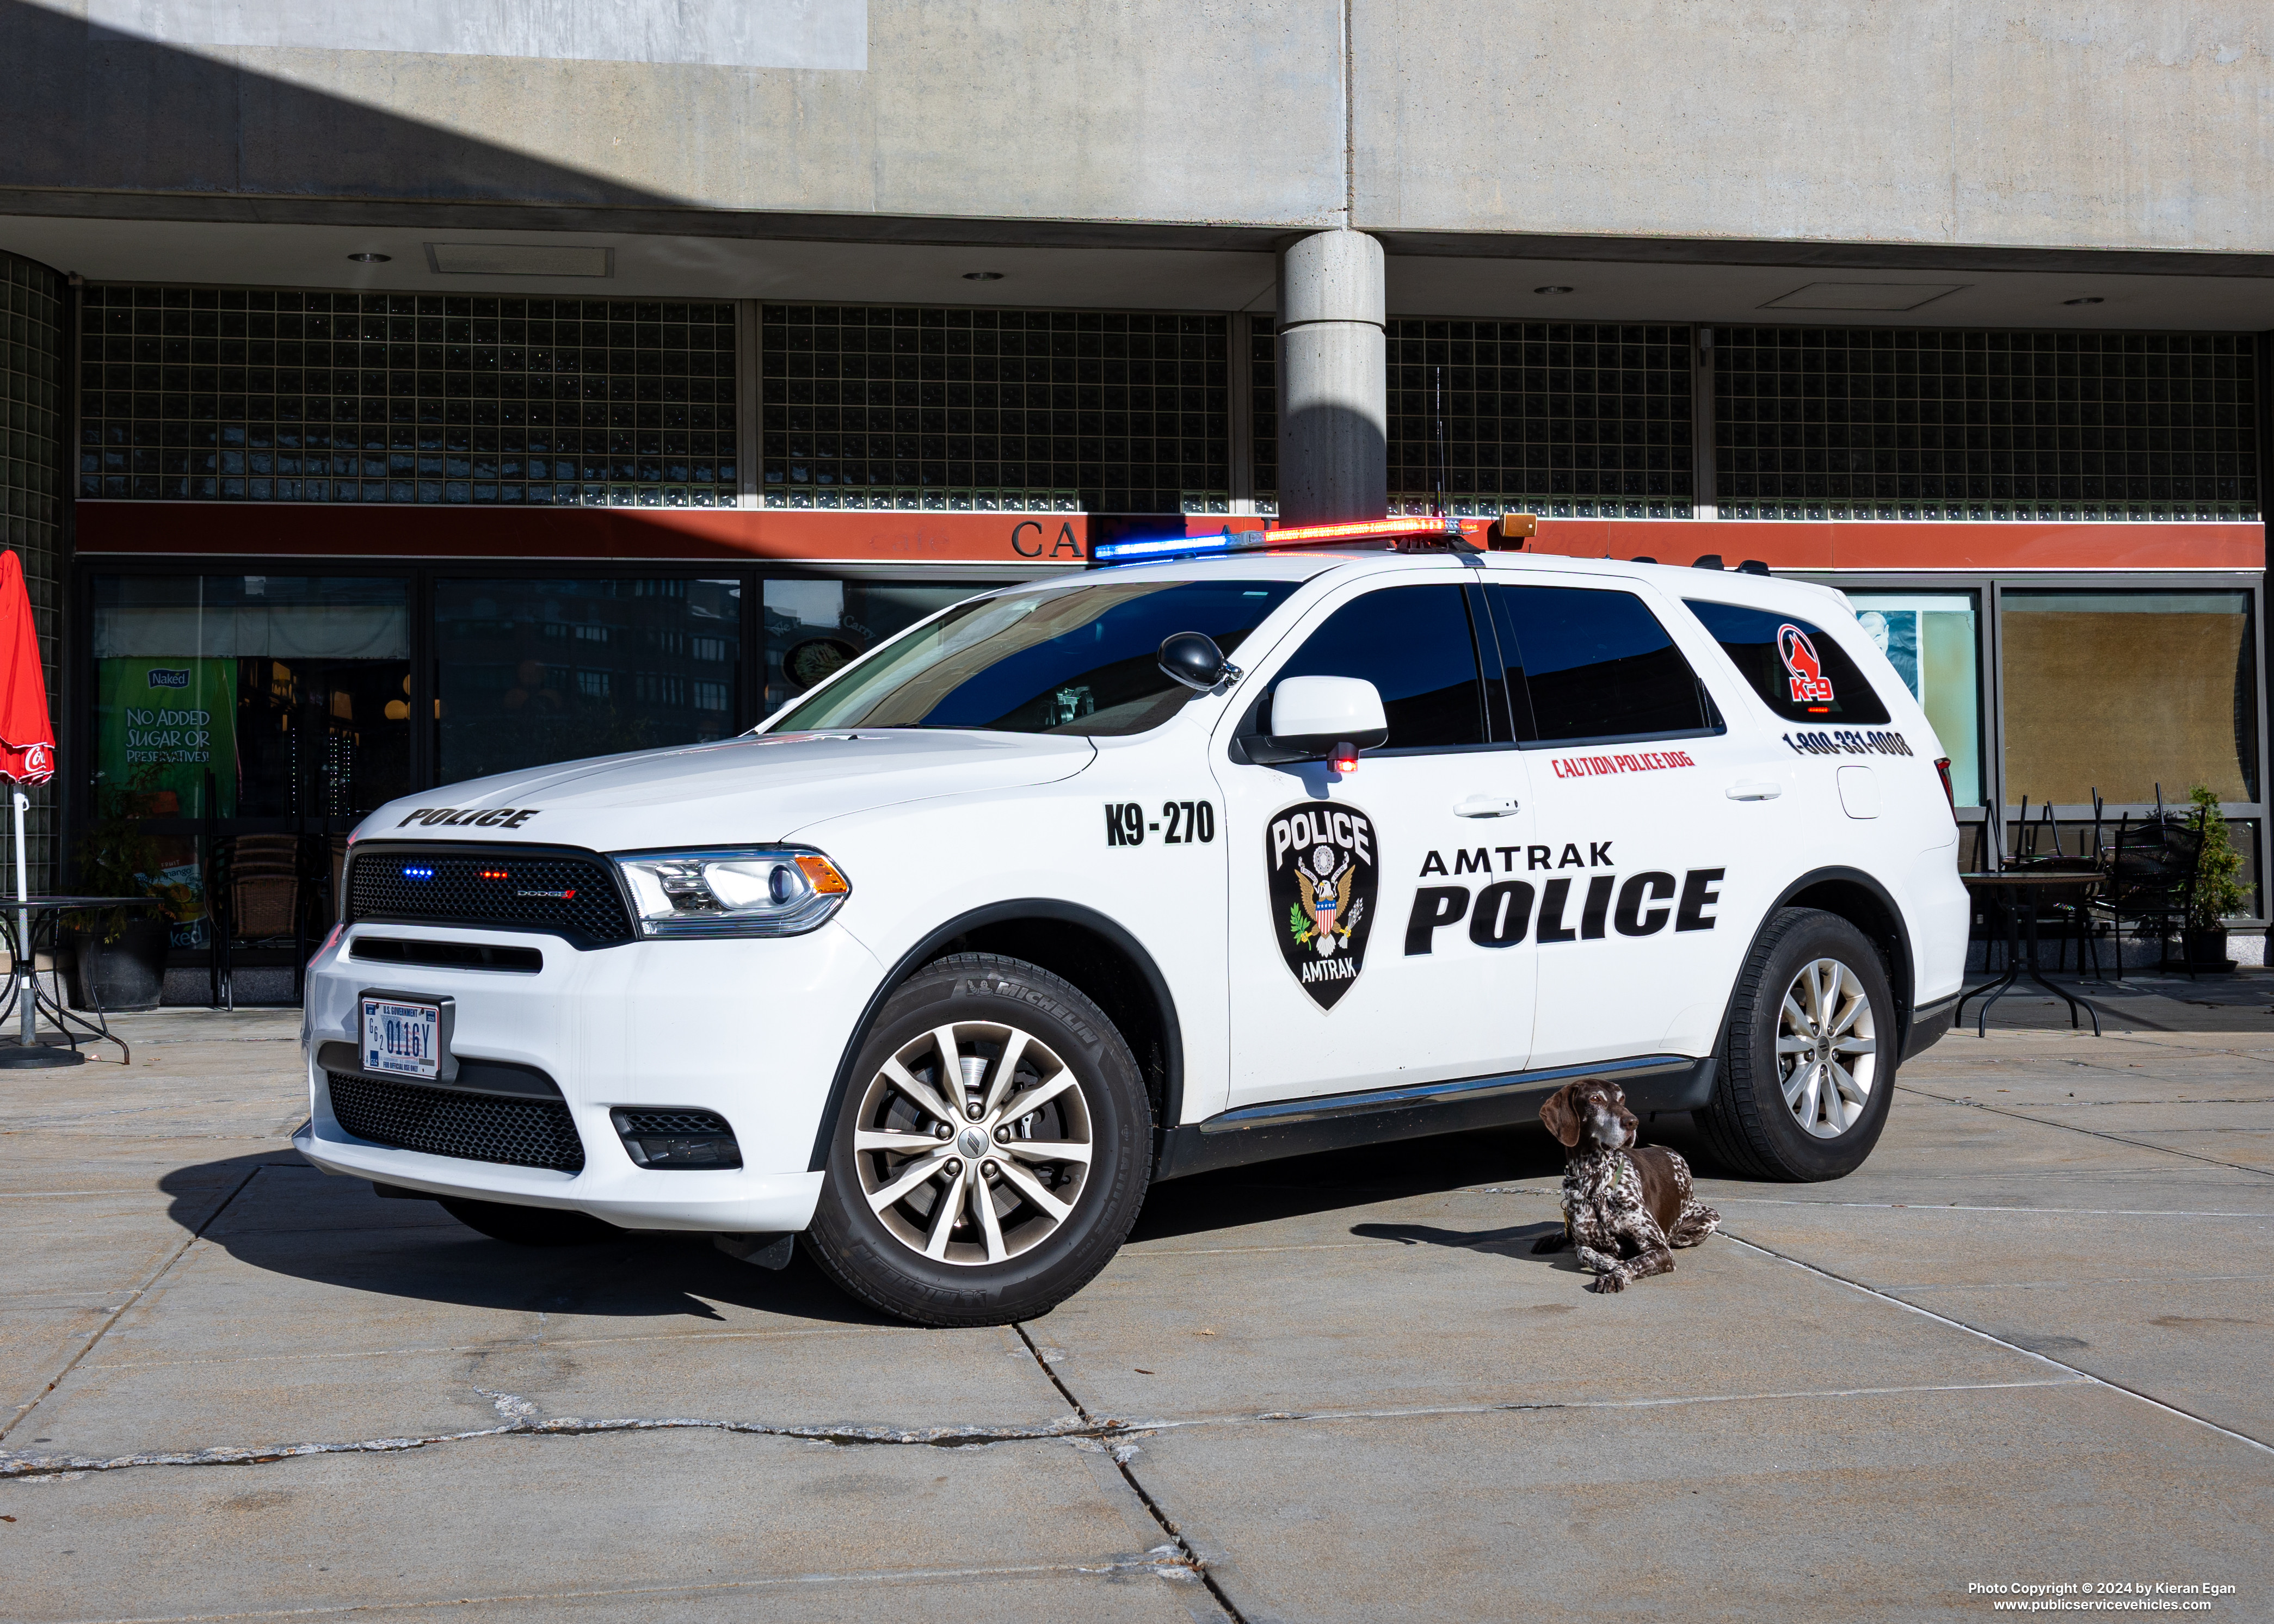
[[1403, 842, 1722, 955], [1104, 800, 1217, 847], [1266, 802, 1378, 1010], [1782, 728, 1913, 758]]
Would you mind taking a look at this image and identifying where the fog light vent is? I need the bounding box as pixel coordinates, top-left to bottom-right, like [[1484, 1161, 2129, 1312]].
[[612, 1108, 742, 1169]]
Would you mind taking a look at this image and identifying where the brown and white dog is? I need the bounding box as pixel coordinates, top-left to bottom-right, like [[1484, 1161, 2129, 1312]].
[[1532, 1078, 1720, 1293]]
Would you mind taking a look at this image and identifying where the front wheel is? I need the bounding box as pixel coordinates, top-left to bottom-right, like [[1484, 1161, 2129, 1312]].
[[1699, 907, 1897, 1181], [802, 953, 1151, 1327]]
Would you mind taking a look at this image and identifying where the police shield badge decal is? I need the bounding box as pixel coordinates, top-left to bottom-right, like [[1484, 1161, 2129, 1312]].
[[1266, 802, 1379, 1010]]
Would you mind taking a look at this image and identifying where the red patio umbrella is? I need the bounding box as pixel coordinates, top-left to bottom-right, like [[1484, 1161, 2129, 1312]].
[[0, 550, 54, 789], [0, 550, 55, 1059]]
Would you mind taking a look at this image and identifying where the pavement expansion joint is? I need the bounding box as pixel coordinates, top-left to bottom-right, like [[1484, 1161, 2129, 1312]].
[[1718, 1233, 2274, 1456], [0, 1404, 1129, 1481], [1014, 1321, 1247, 1624], [1895, 1085, 2274, 1177]]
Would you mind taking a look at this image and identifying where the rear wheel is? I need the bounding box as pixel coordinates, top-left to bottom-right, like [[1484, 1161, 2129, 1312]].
[[439, 1197, 622, 1247], [803, 953, 1151, 1327], [1699, 907, 1896, 1181]]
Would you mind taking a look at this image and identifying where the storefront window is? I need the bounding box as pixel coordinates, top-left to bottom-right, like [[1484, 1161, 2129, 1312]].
[[93, 574, 412, 950], [435, 578, 742, 784], [93, 575, 412, 819], [761, 581, 978, 715], [2001, 590, 2258, 806], [1847, 593, 1983, 805]]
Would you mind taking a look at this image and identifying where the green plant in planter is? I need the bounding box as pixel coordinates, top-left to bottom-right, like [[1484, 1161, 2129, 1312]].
[[66, 770, 200, 943], [2186, 782, 2248, 933]]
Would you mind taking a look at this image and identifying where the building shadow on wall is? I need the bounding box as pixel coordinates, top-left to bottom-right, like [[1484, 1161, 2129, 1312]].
[[0, 0, 697, 226]]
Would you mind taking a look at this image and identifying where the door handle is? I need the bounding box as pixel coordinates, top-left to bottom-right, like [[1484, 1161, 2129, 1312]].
[[1726, 781, 1784, 801], [1455, 795, 1521, 818]]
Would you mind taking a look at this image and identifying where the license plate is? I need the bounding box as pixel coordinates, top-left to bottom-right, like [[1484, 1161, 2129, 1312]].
[[361, 997, 441, 1080]]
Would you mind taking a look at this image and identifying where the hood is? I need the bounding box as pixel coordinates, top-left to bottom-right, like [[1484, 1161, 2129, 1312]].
[[355, 731, 1096, 851]]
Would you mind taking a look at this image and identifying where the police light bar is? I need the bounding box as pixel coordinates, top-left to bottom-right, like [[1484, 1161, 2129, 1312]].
[[1091, 515, 1470, 566]]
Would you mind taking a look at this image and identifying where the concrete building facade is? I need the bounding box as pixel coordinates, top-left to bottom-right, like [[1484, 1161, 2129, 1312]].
[[2, 1, 2269, 989]]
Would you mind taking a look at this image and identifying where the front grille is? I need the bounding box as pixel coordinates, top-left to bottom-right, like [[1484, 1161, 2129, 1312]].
[[327, 1071, 586, 1173], [348, 848, 631, 945], [614, 1108, 734, 1138]]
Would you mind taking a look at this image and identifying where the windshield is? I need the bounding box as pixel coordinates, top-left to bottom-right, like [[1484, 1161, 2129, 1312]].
[[770, 578, 1300, 736]]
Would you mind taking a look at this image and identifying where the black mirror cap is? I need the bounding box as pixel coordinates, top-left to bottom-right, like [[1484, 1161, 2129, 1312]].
[[1159, 631, 1230, 691], [1242, 727, 1391, 764]]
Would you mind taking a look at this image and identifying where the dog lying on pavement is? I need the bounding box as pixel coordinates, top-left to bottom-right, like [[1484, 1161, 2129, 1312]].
[[1531, 1078, 1720, 1292]]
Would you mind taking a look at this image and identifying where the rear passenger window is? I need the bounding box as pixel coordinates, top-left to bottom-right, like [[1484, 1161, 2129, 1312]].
[[1268, 584, 1489, 751], [1683, 600, 1892, 725], [1489, 584, 1719, 745]]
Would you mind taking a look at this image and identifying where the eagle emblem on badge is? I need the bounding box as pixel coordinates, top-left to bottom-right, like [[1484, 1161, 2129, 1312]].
[[1290, 845, 1360, 958], [1266, 804, 1379, 1010]]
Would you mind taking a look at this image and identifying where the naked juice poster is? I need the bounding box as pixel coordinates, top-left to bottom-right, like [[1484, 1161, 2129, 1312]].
[[96, 657, 238, 818]]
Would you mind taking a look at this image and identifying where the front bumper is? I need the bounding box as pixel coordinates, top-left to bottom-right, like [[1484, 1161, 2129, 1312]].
[[296, 921, 882, 1232]]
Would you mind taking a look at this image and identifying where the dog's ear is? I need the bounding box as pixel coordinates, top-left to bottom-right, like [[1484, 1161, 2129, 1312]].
[[1539, 1083, 1582, 1147]]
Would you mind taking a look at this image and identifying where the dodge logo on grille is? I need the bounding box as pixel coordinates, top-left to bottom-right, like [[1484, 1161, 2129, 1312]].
[[516, 888, 576, 900]]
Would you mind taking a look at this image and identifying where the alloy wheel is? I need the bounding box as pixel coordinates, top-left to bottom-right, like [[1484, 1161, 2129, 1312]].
[[851, 1020, 1094, 1266], [1774, 956, 1878, 1139]]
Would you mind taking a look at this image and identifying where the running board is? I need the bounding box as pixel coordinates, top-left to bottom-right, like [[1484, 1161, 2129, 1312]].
[[1152, 1054, 1715, 1183]]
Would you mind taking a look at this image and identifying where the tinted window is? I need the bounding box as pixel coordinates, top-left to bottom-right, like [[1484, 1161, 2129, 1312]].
[[1684, 600, 1891, 725], [1268, 584, 1489, 750], [1490, 584, 1716, 744], [773, 579, 1298, 736]]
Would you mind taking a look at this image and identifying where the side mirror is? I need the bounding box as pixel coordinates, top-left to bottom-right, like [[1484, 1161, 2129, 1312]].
[[1158, 632, 1239, 693], [1245, 675, 1390, 764]]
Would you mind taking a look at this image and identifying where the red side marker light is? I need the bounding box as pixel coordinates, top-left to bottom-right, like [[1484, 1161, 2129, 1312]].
[[1329, 742, 1359, 776]]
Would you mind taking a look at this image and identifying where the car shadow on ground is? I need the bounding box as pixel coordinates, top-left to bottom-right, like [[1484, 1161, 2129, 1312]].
[[159, 1113, 1739, 1324], [158, 1153, 898, 1328], [1130, 1121, 1566, 1244]]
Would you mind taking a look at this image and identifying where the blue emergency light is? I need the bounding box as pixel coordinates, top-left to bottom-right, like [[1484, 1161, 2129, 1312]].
[[1096, 521, 1482, 573]]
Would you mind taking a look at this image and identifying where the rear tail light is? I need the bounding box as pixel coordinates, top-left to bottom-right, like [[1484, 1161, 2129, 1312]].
[[1934, 757, 1956, 812]]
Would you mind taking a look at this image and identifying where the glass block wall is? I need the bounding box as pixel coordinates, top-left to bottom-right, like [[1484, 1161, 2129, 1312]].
[[1250, 320, 1279, 513], [762, 306, 1230, 513], [1384, 321, 1695, 518], [1715, 329, 2261, 521], [2, 252, 61, 895], [77, 288, 738, 508]]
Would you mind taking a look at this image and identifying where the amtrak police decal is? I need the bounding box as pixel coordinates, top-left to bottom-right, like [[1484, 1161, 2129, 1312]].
[[1266, 802, 1379, 1010]]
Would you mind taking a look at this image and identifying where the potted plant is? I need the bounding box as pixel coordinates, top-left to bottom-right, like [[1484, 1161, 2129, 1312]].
[[2182, 782, 2246, 973], [64, 773, 198, 1012]]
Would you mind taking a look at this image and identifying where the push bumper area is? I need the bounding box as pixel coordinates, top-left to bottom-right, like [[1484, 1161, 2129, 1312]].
[[295, 922, 882, 1233]]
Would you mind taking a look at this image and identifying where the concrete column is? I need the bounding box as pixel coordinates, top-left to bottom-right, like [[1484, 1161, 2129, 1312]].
[[1275, 230, 1386, 525]]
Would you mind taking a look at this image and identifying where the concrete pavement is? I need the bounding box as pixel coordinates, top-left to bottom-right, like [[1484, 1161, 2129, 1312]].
[[2, 993, 2268, 1621]]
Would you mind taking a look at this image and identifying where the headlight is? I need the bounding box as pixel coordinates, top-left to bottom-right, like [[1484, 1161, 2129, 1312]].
[[611, 847, 851, 938]]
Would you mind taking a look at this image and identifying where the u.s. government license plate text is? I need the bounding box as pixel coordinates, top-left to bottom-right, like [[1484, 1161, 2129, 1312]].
[[361, 997, 441, 1079]]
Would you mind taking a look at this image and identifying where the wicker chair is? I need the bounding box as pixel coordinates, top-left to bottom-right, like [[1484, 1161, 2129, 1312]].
[[225, 835, 303, 944]]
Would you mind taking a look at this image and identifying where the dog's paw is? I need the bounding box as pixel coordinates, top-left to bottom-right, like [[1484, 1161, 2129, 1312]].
[[1586, 1270, 1629, 1294], [1575, 1245, 1618, 1275], [1531, 1231, 1570, 1254]]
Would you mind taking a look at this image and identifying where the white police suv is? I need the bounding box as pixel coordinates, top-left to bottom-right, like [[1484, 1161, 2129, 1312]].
[[297, 518, 1969, 1326]]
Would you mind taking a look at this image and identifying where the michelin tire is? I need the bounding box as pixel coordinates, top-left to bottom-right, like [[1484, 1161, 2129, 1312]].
[[803, 953, 1152, 1327]]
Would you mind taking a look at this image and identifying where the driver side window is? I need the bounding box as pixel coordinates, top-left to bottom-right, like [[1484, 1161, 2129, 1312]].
[[1264, 583, 1491, 752]]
